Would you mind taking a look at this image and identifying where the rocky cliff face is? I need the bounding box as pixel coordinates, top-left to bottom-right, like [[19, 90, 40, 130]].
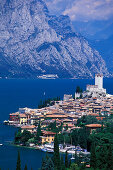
[[0, 0, 109, 78]]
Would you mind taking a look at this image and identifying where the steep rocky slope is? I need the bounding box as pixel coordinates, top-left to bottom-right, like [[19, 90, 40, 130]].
[[0, 0, 109, 78]]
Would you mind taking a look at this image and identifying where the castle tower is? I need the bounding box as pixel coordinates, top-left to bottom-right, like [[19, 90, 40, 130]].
[[95, 74, 103, 89]]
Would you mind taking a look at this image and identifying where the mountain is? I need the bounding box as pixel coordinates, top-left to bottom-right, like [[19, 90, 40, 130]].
[[88, 35, 113, 73], [0, 0, 109, 78]]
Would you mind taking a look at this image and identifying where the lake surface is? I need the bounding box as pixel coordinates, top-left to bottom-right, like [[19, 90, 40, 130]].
[[0, 78, 113, 170]]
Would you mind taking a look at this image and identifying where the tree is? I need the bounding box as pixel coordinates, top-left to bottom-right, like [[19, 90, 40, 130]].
[[36, 121, 42, 142], [48, 121, 58, 133], [80, 93, 83, 99], [106, 145, 113, 170], [41, 156, 54, 170], [75, 151, 81, 167], [14, 130, 22, 144], [65, 124, 68, 131], [16, 151, 21, 170], [54, 134, 60, 169], [90, 142, 96, 169], [76, 86, 81, 93], [60, 156, 65, 170], [77, 115, 98, 127], [41, 157, 47, 170], [68, 159, 71, 168], [21, 130, 32, 145], [24, 164, 27, 170], [65, 151, 68, 168], [47, 158, 54, 170], [70, 163, 79, 170]]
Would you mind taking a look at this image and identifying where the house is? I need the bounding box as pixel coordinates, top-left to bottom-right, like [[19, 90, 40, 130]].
[[63, 123, 75, 130], [19, 114, 27, 125], [63, 119, 73, 124], [46, 114, 67, 120], [9, 112, 19, 122], [85, 124, 105, 133], [40, 131, 56, 144], [21, 125, 36, 133]]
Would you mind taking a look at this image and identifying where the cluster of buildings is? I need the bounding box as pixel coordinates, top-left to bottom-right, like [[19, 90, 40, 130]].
[[5, 74, 113, 144]]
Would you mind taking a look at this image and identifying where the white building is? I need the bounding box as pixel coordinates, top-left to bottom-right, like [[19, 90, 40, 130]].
[[75, 92, 81, 99], [85, 74, 106, 97], [63, 94, 73, 101], [95, 74, 103, 89]]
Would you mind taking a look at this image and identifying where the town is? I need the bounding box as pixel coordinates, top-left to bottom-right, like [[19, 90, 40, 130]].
[[4, 74, 113, 159]]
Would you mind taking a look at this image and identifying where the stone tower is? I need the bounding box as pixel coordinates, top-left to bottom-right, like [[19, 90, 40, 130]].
[[95, 74, 103, 89]]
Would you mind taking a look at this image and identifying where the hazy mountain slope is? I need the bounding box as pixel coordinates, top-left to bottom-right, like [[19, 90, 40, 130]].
[[0, 0, 109, 78], [89, 35, 113, 73], [73, 20, 113, 40]]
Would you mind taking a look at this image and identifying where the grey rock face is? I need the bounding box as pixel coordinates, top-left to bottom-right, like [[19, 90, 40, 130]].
[[0, 0, 109, 78]]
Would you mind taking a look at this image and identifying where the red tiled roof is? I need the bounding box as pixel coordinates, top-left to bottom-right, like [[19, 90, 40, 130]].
[[85, 124, 105, 128], [42, 131, 56, 135], [19, 114, 27, 118], [10, 113, 19, 116], [96, 117, 105, 120], [89, 113, 99, 116], [46, 115, 67, 118], [21, 125, 36, 129]]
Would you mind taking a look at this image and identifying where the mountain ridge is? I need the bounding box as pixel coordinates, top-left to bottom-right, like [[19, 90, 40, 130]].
[[0, 0, 109, 78]]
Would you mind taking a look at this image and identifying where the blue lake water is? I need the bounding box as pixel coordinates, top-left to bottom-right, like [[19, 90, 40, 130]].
[[0, 78, 113, 170]]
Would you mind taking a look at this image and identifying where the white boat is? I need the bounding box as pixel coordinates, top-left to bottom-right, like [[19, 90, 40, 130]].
[[67, 150, 75, 154], [60, 149, 67, 153], [0, 144, 3, 146], [3, 120, 9, 124], [41, 148, 47, 152], [46, 148, 54, 153], [71, 154, 75, 160]]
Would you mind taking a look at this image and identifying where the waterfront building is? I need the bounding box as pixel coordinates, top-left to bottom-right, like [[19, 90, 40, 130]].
[[63, 94, 73, 101], [19, 114, 27, 125], [40, 131, 56, 144], [9, 112, 19, 122], [21, 125, 36, 133]]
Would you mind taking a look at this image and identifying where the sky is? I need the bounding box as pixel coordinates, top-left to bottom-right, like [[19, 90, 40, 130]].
[[45, 0, 113, 39], [45, 0, 113, 22]]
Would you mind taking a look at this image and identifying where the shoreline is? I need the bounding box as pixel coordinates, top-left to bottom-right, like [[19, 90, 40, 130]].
[[10, 143, 90, 156]]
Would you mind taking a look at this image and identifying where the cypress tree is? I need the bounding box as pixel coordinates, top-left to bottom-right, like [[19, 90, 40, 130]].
[[16, 151, 21, 170], [68, 159, 71, 168], [41, 157, 47, 170], [24, 164, 27, 170], [65, 151, 68, 168], [47, 157, 54, 170], [36, 121, 41, 142], [90, 142, 96, 169], [54, 134, 60, 169], [75, 151, 79, 165], [76, 86, 81, 93], [106, 145, 113, 170], [60, 156, 65, 170], [41, 156, 54, 170]]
